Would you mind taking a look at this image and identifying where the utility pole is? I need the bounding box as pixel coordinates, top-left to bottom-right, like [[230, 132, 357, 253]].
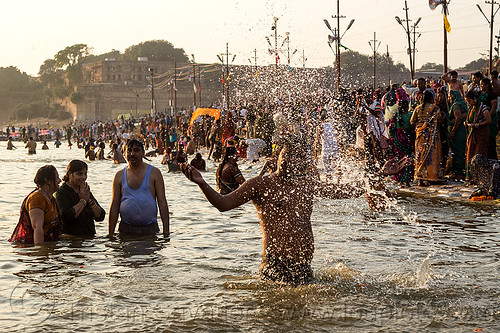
[[395, 1, 414, 82], [333, 0, 345, 93], [404, 0, 414, 82], [386, 45, 391, 87], [249, 49, 258, 75], [148, 67, 156, 116], [477, 1, 500, 74], [198, 65, 202, 107], [191, 55, 196, 111], [326, 0, 354, 93], [174, 62, 177, 114], [226, 43, 230, 111], [134, 90, 139, 116], [273, 17, 279, 70], [496, 30, 500, 57], [300, 50, 307, 68], [443, 0, 448, 74], [369, 32, 381, 91], [412, 18, 422, 75]]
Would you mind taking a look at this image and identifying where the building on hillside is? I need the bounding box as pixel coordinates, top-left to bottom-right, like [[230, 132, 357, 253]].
[[69, 58, 222, 121]]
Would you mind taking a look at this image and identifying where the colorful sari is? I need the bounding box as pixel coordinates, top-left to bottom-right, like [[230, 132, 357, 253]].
[[388, 99, 414, 185], [465, 103, 490, 179], [411, 103, 443, 181]]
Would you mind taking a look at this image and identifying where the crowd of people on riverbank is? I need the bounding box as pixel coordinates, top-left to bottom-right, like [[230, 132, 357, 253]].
[[4, 70, 500, 200]]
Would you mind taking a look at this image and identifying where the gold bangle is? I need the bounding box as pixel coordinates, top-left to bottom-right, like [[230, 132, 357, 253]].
[[79, 199, 87, 206]]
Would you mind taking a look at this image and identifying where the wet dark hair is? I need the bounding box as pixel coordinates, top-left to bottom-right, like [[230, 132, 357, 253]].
[[34, 165, 58, 187], [491, 70, 499, 79], [63, 160, 88, 182], [195, 152, 202, 159], [450, 70, 458, 76], [466, 90, 479, 100], [481, 77, 493, 92], [423, 90, 434, 105], [223, 146, 237, 161], [473, 71, 484, 79], [127, 139, 145, 152]]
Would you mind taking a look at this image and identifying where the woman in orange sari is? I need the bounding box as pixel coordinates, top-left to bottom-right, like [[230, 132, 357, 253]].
[[464, 90, 491, 181], [410, 90, 445, 185]]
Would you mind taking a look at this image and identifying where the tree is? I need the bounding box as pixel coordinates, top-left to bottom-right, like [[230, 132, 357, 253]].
[[38, 59, 64, 87], [123, 40, 188, 62], [54, 44, 91, 68]]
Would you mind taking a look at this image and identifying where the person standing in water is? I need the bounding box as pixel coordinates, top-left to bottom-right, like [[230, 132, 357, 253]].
[[25, 137, 36, 154], [180, 135, 371, 285], [108, 139, 170, 236]]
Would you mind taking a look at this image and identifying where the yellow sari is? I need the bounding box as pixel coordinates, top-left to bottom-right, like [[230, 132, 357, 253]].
[[411, 103, 443, 181]]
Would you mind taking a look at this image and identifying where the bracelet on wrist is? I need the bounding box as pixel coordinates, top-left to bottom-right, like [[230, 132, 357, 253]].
[[79, 199, 87, 206]]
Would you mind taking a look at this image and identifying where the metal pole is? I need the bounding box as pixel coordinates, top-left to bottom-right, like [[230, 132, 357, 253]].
[[174, 62, 177, 113], [387, 45, 391, 86], [443, 1, 448, 74], [149, 68, 155, 116], [413, 23, 417, 75], [490, 1, 495, 74], [287, 32, 290, 65], [336, 0, 341, 92], [274, 17, 279, 70], [226, 43, 230, 111], [192, 59, 196, 110], [404, 0, 414, 82], [198, 64, 201, 107], [373, 33, 376, 90]]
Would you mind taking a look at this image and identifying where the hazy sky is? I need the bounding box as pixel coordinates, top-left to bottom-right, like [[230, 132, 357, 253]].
[[0, 0, 493, 76]]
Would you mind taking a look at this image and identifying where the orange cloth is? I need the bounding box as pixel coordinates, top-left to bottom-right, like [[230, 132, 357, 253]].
[[190, 108, 221, 125]]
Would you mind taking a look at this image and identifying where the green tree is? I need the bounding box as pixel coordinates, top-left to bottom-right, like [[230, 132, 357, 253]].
[[54, 44, 91, 68], [123, 40, 188, 62], [0, 67, 43, 122]]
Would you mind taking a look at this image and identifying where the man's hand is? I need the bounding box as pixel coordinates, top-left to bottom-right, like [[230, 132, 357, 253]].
[[180, 163, 204, 185]]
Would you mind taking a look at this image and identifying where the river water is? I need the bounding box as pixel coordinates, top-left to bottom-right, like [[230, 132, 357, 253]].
[[0, 144, 498, 332]]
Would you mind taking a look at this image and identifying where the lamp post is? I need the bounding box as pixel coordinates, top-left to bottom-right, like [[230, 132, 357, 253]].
[[412, 17, 422, 75], [324, 12, 354, 93], [148, 67, 156, 116], [217, 43, 236, 111], [395, 12, 414, 82], [477, 1, 500, 74]]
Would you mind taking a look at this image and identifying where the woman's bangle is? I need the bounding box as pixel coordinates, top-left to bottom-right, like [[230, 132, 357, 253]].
[[79, 199, 87, 206]]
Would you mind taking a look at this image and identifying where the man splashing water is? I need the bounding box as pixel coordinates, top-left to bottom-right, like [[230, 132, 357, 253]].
[[180, 135, 372, 285]]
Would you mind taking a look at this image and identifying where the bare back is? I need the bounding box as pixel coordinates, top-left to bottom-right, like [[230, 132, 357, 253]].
[[250, 173, 315, 262]]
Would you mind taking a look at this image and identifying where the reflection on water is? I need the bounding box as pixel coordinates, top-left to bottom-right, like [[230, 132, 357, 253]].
[[0, 145, 499, 332]]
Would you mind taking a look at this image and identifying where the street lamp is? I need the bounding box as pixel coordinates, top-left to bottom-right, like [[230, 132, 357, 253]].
[[395, 13, 414, 82], [324, 17, 354, 93]]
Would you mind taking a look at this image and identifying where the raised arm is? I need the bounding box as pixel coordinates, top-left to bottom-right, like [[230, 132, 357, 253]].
[[181, 163, 258, 212]]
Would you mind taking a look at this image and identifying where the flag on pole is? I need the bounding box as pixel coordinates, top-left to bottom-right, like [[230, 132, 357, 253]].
[[429, 0, 444, 11], [444, 13, 451, 33]]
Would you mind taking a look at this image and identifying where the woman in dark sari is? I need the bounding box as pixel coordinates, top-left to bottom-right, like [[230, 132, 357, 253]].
[[464, 91, 492, 181], [388, 88, 414, 186], [447, 89, 468, 180]]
